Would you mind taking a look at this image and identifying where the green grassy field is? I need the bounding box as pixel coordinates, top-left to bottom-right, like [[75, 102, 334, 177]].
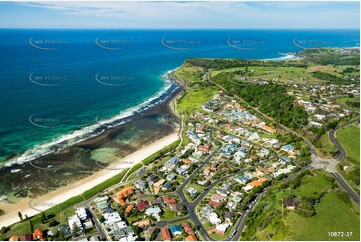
[[316, 132, 337, 158], [285, 190, 360, 241], [177, 85, 218, 115], [336, 124, 360, 193], [335, 97, 360, 108], [338, 160, 360, 194], [243, 170, 360, 241], [337, 124, 360, 166], [211, 65, 328, 85]]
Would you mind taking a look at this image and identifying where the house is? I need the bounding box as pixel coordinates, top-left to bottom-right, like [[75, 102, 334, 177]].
[[182, 222, 194, 235], [260, 124, 276, 134], [153, 179, 166, 194], [67, 215, 84, 235], [103, 211, 122, 225], [161, 227, 171, 241], [224, 211, 235, 221], [248, 132, 260, 140], [234, 175, 250, 184], [248, 180, 262, 187], [169, 225, 182, 236], [211, 194, 227, 203], [258, 167, 269, 175], [221, 182, 232, 190], [207, 213, 221, 225], [166, 157, 180, 167], [164, 197, 176, 205], [284, 198, 295, 210], [264, 138, 280, 148], [83, 220, 94, 230], [76, 207, 88, 221], [258, 177, 268, 184], [19, 234, 32, 241], [231, 193, 243, 203], [215, 223, 229, 235], [148, 174, 158, 183], [144, 226, 156, 241], [187, 187, 198, 197], [196, 124, 205, 131], [170, 203, 184, 213], [135, 180, 148, 190], [58, 225, 71, 238], [281, 144, 295, 153], [133, 220, 151, 228], [137, 200, 148, 212], [209, 200, 222, 208], [32, 228, 43, 241], [227, 200, 236, 210], [216, 188, 229, 197], [162, 181, 172, 190], [314, 114, 326, 121], [151, 198, 164, 207], [185, 234, 198, 241], [279, 156, 291, 164], [200, 205, 214, 217], [166, 173, 177, 181], [242, 184, 254, 192], [176, 164, 190, 175], [9, 236, 18, 241], [117, 187, 134, 199], [125, 204, 134, 213], [94, 196, 108, 203], [309, 121, 323, 128], [220, 143, 237, 156], [198, 144, 212, 152], [89, 235, 100, 241], [145, 206, 162, 219]]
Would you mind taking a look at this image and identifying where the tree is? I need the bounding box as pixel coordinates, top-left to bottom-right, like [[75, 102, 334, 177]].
[[0, 226, 9, 234], [41, 212, 47, 224], [49, 219, 59, 227], [58, 230, 65, 241], [18, 211, 23, 221], [71, 222, 80, 237], [29, 219, 34, 233]]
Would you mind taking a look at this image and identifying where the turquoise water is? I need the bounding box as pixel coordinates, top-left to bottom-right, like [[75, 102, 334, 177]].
[[0, 29, 359, 166]]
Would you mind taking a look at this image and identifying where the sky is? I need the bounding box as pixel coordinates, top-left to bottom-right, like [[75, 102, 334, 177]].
[[0, 1, 359, 29]]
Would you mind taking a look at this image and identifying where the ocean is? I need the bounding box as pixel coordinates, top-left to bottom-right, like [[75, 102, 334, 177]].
[[0, 29, 359, 167]]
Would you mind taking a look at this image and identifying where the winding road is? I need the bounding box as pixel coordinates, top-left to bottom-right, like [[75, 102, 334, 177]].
[[328, 117, 360, 161]]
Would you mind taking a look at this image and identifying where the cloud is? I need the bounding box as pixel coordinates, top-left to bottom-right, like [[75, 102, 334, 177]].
[[3, 1, 359, 29]]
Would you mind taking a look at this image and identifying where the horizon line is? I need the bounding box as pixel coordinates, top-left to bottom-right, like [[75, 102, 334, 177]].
[[0, 27, 360, 30]]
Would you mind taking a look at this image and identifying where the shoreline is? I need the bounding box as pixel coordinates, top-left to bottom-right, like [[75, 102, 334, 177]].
[[1, 72, 178, 169], [0, 132, 179, 227], [0, 71, 184, 227]]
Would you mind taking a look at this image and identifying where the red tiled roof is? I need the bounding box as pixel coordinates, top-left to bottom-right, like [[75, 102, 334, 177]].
[[163, 197, 176, 204], [136, 200, 148, 211], [208, 200, 222, 208], [161, 227, 171, 241], [185, 234, 198, 241], [32, 228, 43, 240], [20, 234, 32, 241], [182, 222, 194, 235]]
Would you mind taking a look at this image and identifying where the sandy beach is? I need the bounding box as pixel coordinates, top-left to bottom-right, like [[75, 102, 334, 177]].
[[0, 132, 179, 227]]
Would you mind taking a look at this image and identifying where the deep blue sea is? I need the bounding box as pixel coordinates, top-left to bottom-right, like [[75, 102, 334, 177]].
[[0, 29, 359, 166]]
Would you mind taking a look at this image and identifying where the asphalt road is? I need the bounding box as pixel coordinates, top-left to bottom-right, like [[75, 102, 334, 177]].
[[205, 71, 360, 239], [329, 117, 360, 161], [332, 172, 360, 206]]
